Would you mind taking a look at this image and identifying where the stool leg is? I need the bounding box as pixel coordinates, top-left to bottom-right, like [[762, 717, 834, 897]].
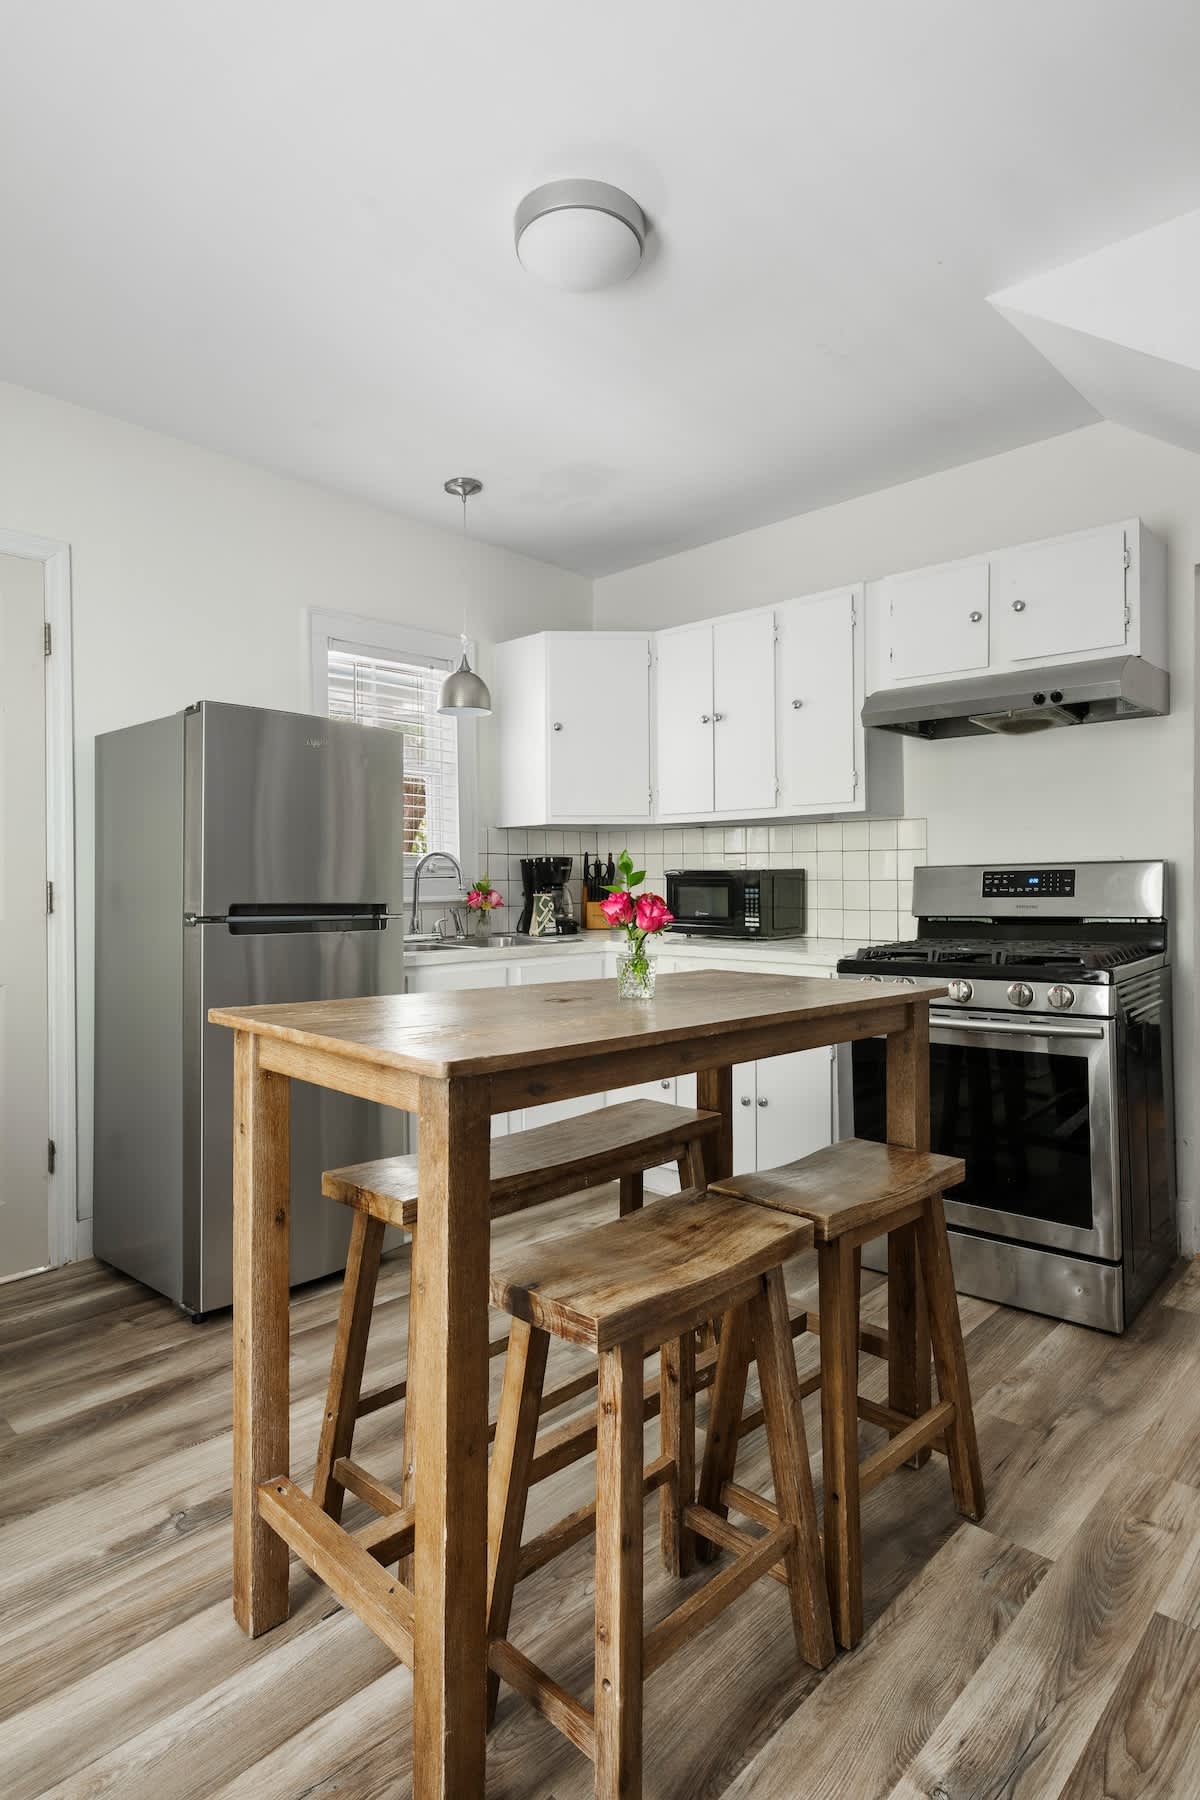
[[619, 1172, 644, 1216], [750, 1268, 835, 1669], [594, 1341, 644, 1800], [679, 1138, 708, 1191], [312, 1211, 386, 1521], [915, 1195, 986, 1522], [888, 1221, 932, 1470], [695, 1300, 754, 1563], [398, 1226, 420, 1586], [486, 1319, 550, 1726], [818, 1235, 863, 1649], [659, 1332, 696, 1577]]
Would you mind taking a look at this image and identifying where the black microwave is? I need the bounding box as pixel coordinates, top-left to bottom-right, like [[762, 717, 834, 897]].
[[665, 869, 807, 938]]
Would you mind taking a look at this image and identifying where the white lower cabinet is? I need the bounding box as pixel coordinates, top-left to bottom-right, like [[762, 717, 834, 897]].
[[733, 1049, 834, 1173], [507, 953, 608, 1130]]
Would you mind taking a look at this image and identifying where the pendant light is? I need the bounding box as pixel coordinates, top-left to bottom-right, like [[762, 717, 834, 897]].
[[438, 476, 493, 716]]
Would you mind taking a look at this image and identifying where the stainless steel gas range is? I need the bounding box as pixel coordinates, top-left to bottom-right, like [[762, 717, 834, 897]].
[[837, 860, 1176, 1332]]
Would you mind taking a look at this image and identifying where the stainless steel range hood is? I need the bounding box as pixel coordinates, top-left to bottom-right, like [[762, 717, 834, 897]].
[[863, 656, 1169, 740]]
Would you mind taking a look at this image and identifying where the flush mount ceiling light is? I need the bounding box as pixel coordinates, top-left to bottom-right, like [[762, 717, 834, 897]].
[[438, 477, 493, 716], [514, 179, 646, 291]]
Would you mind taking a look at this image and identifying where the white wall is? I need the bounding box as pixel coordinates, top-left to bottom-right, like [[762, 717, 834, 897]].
[[0, 379, 591, 1238], [595, 421, 1199, 1250]]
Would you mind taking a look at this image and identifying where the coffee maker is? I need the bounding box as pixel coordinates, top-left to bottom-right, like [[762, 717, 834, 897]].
[[517, 856, 579, 935]]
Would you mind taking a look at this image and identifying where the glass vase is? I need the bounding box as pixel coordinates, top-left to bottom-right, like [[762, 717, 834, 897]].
[[473, 907, 492, 943], [616, 951, 656, 1002]]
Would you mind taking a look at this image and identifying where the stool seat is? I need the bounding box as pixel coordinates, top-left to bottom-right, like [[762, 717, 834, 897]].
[[324, 1099, 721, 1227], [491, 1190, 812, 1350], [711, 1137, 964, 1242]]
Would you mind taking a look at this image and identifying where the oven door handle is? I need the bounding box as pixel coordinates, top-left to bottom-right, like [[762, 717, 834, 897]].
[[930, 1012, 1105, 1041]]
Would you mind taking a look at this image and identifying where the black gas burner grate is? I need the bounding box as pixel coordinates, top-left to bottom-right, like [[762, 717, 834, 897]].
[[856, 937, 1156, 974]]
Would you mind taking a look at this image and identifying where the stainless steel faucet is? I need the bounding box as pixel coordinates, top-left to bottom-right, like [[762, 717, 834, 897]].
[[410, 850, 465, 933]]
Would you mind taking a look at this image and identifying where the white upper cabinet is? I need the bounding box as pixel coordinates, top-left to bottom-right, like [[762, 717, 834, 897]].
[[870, 520, 1166, 692], [712, 613, 777, 813], [988, 523, 1128, 664], [776, 586, 862, 813], [881, 560, 990, 681], [655, 611, 778, 818], [494, 631, 652, 826], [655, 623, 715, 818]]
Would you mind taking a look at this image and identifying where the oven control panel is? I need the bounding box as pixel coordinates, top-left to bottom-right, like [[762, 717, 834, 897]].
[[982, 868, 1076, 898]]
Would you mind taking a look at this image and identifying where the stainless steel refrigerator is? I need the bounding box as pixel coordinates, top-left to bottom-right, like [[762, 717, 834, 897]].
[[94, 701, 407, 1315]]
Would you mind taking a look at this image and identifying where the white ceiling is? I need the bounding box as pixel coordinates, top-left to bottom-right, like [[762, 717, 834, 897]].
[[3, 2, 1200, 576]]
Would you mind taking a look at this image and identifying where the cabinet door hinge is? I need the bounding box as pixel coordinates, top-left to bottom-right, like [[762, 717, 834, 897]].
[[46, 879, 54, 915], [44, 621, 52, 656], [48, 1139, 56, 1174], [851, 769, 859, 793], [1123, 545, 1132, 570]]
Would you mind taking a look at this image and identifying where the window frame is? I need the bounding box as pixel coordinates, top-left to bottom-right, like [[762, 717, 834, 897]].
[[309, 608, 479, 903]]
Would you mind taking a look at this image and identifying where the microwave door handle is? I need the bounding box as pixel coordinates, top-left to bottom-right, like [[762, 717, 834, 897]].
[[931, 1013, 1105, 1041]]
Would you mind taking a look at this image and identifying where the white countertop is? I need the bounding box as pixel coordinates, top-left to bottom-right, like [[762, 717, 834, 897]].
[[405, 930, 857, 973]]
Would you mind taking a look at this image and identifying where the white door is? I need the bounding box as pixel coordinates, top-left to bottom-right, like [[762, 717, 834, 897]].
[[713, 613, 776, 813], [989, 525, 1128, 664], [0, 555, 49, 1278], [777, 588, 858, 812], [883, 560, 990, 680], [654, 624, 714, 817], [732, 1061, 757, 1172], [754, 1050, 833, 1168], [548, 634, 651, 818]]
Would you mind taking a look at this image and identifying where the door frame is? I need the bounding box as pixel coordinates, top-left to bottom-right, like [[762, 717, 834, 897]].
[[0, 529, 77, 1268]]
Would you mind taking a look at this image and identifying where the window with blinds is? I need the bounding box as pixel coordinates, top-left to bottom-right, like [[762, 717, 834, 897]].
[[326, 642, 459, 860]]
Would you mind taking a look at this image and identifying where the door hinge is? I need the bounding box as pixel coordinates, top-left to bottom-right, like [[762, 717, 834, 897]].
[[46, 879, 54, 915], [1123, 545, 1132, 570], [43, 621, 52, 656], [48, 1139, 56, 1174], [851, 769, 859, 793]]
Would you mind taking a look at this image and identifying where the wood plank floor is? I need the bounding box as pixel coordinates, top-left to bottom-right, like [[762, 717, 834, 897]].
[[3, 1189, 1199, 1798]]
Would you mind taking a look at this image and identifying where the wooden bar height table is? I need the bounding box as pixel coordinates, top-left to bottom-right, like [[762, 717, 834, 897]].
[[211, 969, 941, 1797]]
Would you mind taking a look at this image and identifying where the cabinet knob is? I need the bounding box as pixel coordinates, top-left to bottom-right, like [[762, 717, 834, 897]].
[[1011, 600, 1026, 613], [700, 713, 712, 724], [740, 1095, 752, 1107], [713, 712, 725, 723], [552, 721, 563, 731], [660, 1079, 671, 1090], [792, 698, 803, 709], [757, 1096, 768, 1108], [969, 610, 983, 623]]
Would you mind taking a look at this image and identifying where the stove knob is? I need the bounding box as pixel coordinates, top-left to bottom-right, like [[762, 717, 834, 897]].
[[947, 979, 974, 1004], [1047, 983, 1076, 1010], [1007, 982, 1035, 1009]]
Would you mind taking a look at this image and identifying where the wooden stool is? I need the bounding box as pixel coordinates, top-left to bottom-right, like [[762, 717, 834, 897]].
[[704, 1137, 985, 1649], [486, 1190, 835, 1799], [312, 1100, 719, 1527]]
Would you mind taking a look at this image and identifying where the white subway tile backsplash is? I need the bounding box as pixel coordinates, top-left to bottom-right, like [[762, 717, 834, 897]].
[[478, 818, 927, 950]]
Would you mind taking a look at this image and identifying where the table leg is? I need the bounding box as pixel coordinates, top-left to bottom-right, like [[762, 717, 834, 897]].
[[411, 1075, 492, 1799], [886, 1001, 932, 1467], [232, 1030, 291, 1637], [696, 1064, 734, 1182]]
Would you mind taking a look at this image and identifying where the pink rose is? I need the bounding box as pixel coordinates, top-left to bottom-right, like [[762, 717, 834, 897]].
[[487, 892, 503, 909], [635, 893, 673, 933], [466, 890, 483, 909], [601, 890, 635, 926]]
